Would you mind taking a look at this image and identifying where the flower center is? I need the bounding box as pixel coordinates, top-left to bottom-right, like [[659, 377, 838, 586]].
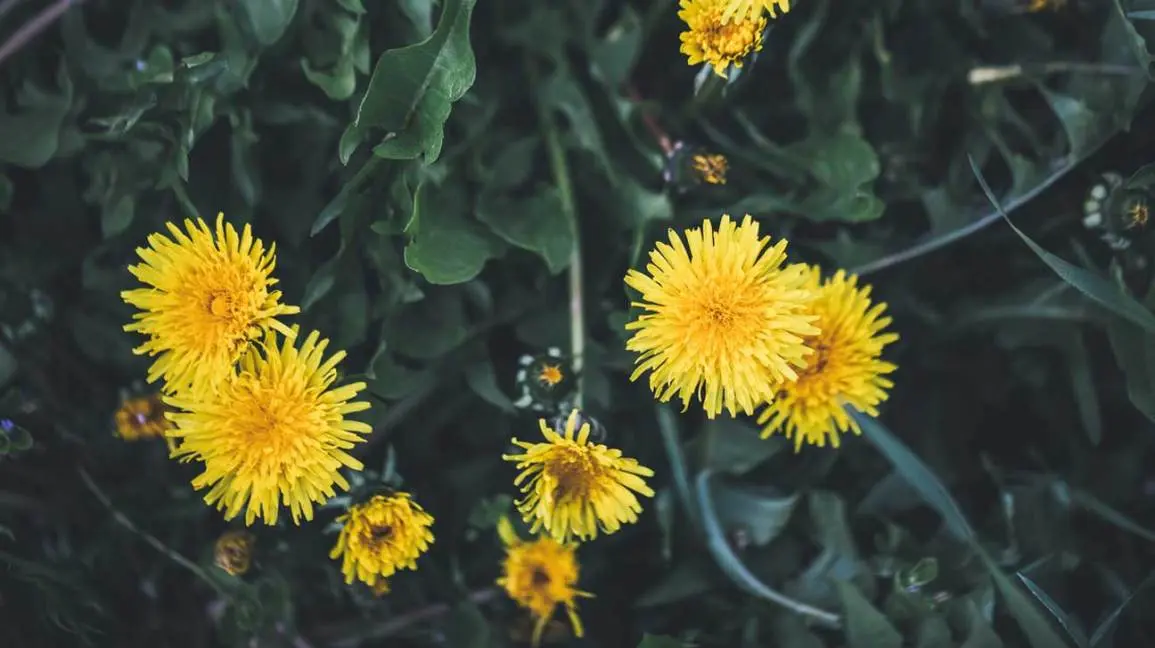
[[704, 299, 735, 325], [208, 292, 233, 318], [365, 524, 394, 549], [798, 340, 832, 379], [531, 567, 551, 587]]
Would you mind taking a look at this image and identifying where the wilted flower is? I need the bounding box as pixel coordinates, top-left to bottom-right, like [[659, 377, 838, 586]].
[[113, 393, 172, 441], [213, 530, 255, 576]]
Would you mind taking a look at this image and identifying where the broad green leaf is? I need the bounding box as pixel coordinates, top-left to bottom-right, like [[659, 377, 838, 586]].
[[464, 359, 515, 412], [853, 412, 976, 541], [708, 479, 799, 546], [239, 0, 299, 46], [694, 471, 841, 628], [0, 65, 73, 169], [540, 65, 612, 173], [403, 180, 499, 285], [444, 601, 492, 648], [694, 417, 787, 476], [786, 131, 883, 222], [588, 6, 642, 88], [635, 561, 718, 608], [969, 155, 1155, 335], [836, 580, 902, 648], [99, 196, 134, 239], [340, 0, 477, 164], [809, 491, 872, 596], [771, 613, 826, 648], [477, 188, 573, 274]]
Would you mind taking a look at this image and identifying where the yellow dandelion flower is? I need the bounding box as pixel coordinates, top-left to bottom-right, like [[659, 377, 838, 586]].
[[503, 409, 655, 544], [121, 213, 300, 398], [679, 0, 768, 77], [537, 364, 564, 387], [213, 530, 256, 576], [166, 327, 372, 526], [113, 393, 172, 441], [757, 266, 898, 450], [721, 0, 791, 23], [329, 492, 435, 588], [691, 153, 729, 185], [497, 516, 592, 647], [624, 214, 819, 419]]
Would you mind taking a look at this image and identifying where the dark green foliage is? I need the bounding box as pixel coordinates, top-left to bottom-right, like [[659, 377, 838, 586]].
[[4, 0, 1155, 646]]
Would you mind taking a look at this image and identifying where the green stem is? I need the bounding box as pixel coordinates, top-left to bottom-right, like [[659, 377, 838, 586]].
[[78, 467, 225, 594], [531, 59, 585, 409]]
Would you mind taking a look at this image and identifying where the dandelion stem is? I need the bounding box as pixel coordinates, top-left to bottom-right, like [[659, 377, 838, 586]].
[[531, 59, 585, 408], [625, 83, 675, 156], [695, 470, 842, 628], [78, 466, 224, 594], [0, 0, 83, 68], [319, 588, 499, 646]]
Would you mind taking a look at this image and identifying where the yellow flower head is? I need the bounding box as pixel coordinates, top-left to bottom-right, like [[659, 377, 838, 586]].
[[624, 214, 819, 418], [497, 516, 592, 647], [121, 213, 300, 398], [166, 327, 372, 526], [329, 492, 435, 588], [503, 410, 655, 544], [113, 393, 172, 441], [213, 530, 256, 576], [691, 153, 729, 185], [722, 0, 791, 23], [757, 266, 898, 450], [679, 0, 767, 77]]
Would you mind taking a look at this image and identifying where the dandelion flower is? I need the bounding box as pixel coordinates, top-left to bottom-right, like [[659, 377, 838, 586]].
[[679, 0, 767, 77], [757, 266, 898, 450], [166, 327, 372, 526], [113, 393, 172, 441], [504, 409, 654, 543], [624, 214, 819, 418], [497, 516, 592, 647], [213, 530, 256, 576], [329, 492, 435, 588], [121, 213, 299, 397], [721, 0, 791, 23]]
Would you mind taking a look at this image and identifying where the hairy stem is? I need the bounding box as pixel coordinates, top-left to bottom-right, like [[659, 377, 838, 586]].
[[78, 466, 224, 594], [531, 59, 586, 408]]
